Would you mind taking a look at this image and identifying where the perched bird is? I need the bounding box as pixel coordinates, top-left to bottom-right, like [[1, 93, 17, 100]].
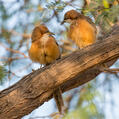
[[61, 10, 97, 49], [29, 24, 64, 113]]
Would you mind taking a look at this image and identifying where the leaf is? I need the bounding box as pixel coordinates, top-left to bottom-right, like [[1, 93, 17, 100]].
[[103, 0, 109, 8], [0, 65, 6, 84]]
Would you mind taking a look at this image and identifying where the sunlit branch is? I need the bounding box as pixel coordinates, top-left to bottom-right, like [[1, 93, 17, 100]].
[[0, 43, 28, 58], [9, 30, 31, 39]]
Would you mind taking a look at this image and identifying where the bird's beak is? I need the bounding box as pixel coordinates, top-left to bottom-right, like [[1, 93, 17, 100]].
[[49, 32, 55, 35], [61, 20, 66, 25]]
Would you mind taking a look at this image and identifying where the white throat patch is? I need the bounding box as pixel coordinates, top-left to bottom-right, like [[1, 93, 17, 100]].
[[41, 33, 50, 45]]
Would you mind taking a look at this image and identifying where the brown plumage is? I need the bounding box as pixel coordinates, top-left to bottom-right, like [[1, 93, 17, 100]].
[[29, 24, 64, 113], [62, 10, 97, 48], [29, 24, 60, 65]]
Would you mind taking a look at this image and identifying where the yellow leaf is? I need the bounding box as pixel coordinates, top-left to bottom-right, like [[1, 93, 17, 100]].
[[103, 0, 109, 8]]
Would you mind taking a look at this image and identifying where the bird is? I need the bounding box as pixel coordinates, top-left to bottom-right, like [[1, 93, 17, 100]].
[[29, 24, 64, 114], [61, 10, 97, 49]]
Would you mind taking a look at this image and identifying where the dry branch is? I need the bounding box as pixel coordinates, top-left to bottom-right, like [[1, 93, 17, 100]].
[[0, 24, 119, 119], [0, 43, 28, 58]]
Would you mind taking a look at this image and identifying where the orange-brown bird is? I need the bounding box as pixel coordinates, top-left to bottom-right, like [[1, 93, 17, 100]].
[[61, 10, 97, 49], [29, 24, 64, 114]]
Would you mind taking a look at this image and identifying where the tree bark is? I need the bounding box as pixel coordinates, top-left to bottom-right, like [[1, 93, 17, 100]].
[[0, 23, 119, 119]]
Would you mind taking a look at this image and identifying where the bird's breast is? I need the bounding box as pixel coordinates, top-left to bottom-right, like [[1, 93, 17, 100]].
[[29, 34, 60, 65], [29, 43, 41, 62], [40, 34, 49, 46]]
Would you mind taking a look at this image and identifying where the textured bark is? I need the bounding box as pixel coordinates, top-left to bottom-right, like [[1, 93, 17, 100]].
[[0, 24, 119, 119]]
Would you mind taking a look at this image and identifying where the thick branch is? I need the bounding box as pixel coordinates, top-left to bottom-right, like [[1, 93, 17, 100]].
[[0, 24, 119, 119]]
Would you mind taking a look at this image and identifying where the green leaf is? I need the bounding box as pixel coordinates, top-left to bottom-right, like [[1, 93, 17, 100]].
[[0, 65, 6, 84]]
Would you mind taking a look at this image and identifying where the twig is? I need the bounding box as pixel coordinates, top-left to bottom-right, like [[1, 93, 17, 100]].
[[0, 57, 28, 62], [0, 43, 28, 58], [9, 30, 31, 39], [99, 66, 119, 78], [8, 70, 21, 78], [100, 67, 119, 73]]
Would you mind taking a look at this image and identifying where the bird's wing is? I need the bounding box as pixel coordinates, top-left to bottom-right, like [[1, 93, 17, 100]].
[[48, 34, 61, 59], [49, 34, 59, 47]]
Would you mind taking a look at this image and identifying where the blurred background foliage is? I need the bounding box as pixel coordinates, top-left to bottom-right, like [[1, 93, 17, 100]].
[[0, 0, 119, 119]]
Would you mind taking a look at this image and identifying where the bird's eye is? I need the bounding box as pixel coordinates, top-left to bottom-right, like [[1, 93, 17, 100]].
[[64, 16, 68, 20], [46, 30, 49, 33]]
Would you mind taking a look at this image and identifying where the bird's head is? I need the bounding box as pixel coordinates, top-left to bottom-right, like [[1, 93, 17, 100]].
[[38, 24, 49, 34], [61, 10, 81, 24], [31, 24, 54, 42]]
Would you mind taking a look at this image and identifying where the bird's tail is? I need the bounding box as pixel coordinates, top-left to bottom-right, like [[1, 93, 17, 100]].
[[53, 87, 64, 114]]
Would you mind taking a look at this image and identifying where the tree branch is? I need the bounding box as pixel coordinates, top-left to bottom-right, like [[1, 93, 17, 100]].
[[0, 24, 119, 119], [0, 43, 28, 58]]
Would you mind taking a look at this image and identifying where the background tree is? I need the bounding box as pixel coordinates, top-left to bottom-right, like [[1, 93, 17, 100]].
[[0, 0, 119, 119]]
